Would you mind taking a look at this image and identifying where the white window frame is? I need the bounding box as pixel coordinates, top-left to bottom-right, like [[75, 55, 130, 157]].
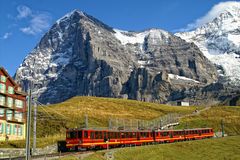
[[0, 108, 4, 117], [18, 125, 22, 136], [0, 83, 6, 93], [8, 86, 14, 94], [6, 124, 11, 135], [15, 111, 23, 122], [0, 123, 3, 134], [0, 75, 6, 83], [6, 110, 12, 121], [7, 97, 13, 108], [15, 99, 23, 108], [0, 95, 5, 106]]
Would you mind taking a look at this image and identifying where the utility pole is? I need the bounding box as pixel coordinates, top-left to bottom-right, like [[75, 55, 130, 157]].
[[33, 99, 37, 154], [160, 119, 162, 130], [108, 118, 112, 129], [85, 114, 88, 128], [25, 88, 32, 160], [221, 119, 224, 137]]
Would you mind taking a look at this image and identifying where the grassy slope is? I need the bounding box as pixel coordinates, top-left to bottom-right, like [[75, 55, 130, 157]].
[[176, 106, 240, 136], [84, 136, 240, 160], [36, 96, 196, 137], [1, 97, 239, 149], [0, 96, 196, 148]]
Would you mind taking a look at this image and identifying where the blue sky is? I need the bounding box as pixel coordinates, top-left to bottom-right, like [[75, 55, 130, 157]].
[[0, 0, 235, 76]]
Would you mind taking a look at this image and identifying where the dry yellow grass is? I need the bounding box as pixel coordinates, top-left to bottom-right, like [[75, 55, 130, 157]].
[[177, 106, 240, 135], [36, 96, 196, 138]]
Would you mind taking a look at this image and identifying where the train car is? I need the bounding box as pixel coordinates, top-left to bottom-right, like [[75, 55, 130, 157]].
[[66, 128, 214, 151]]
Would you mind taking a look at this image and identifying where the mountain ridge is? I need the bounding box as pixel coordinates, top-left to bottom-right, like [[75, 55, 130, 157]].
[[15, 9, 218, 104], [175, 2, 240, 85]]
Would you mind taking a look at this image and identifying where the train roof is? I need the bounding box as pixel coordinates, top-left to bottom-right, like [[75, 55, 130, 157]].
[[66, 127, 212, 132]]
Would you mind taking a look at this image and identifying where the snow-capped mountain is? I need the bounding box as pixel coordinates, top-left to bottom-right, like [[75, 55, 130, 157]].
[[176, 2, 240, 85], [15, 10, 218, 104]]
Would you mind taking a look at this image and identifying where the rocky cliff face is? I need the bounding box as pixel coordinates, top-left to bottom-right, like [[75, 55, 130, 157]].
[[15, 10, 218, 104]]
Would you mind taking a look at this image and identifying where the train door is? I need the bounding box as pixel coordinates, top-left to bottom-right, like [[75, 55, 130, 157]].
[[152, 130, 156, 141], [104, 131, 108, 142], [199, 130, 202, 136], [170, 131, 173, 138], [137, 132, 140, 140]]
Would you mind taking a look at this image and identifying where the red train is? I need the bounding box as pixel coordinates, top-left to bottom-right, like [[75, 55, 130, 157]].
[[66, 128, 214, 150]]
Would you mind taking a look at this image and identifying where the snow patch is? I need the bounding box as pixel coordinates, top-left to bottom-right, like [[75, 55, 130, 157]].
[[113, 29, 147, 45], [113, 28, 170, 45], [168, 74, 200, 83], [210, 53, 240, 83], [228, 34, 240, 46]]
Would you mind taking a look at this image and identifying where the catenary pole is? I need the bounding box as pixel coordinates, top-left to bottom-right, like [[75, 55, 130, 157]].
[[26, 88, 32, 160], [33, 99, 37, 154]]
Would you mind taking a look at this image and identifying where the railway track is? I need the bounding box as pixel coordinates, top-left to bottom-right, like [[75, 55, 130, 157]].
[[0, 150, 95, 160]]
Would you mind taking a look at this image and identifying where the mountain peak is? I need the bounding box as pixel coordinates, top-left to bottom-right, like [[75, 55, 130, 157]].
[[56, 9, 86, 24]]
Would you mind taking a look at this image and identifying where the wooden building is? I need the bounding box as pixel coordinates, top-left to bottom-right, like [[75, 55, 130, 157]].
[[0, 67, 27, 141], [176, 101, 190, 106]]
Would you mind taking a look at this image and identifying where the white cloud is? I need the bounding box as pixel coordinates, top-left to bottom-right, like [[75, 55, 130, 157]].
[[176, 1, 240, 32], [20, 13, 51, 35], [16, 5, 52, 35], [17, 5, 32, 19], [1, 32, 12, 39]]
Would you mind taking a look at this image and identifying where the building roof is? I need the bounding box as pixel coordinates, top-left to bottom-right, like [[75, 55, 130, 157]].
[[0, 66, 27, 96]]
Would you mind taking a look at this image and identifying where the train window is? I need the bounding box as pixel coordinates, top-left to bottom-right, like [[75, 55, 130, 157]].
[[121, 132, 125, 138], [113, 132, 116, 139], [143, 132, 146, 138], [104, 132, 107, 139], [108, 132, 112, 139], [125, 132, 128, 138], [95, 132, 98, 139], [133, 132, 136, 138], [162, 132, 168, 136], [110, 132, 114, 139], [128, 132, 131, 138], [95, 131, 103, 139], [100, 132, 103, 139], [67, 131, 77, 139], [123, 132, 126, 138], [84, 131, 88, 138], [78, 131, 82, 138], [91, 132, 94, 139]]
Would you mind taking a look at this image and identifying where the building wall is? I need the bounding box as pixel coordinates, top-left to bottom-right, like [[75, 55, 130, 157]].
[[0, 120, 26, 141], [0, 67, 27, 141]]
